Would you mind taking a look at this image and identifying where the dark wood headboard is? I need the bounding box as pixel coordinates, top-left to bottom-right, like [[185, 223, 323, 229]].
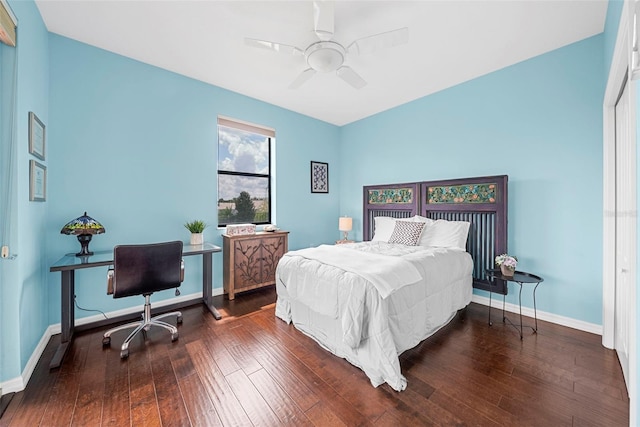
[[363, 175, 508, 294]]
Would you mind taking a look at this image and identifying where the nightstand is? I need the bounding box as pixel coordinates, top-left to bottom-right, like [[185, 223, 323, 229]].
[[335, 239, 356, 245], [485, 269, 544, 339]]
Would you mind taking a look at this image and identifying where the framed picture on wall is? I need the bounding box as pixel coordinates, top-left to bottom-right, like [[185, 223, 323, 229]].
[[310, 161, 329, 193], [29, 160, 46, 202], [28, 112, 46, 160]]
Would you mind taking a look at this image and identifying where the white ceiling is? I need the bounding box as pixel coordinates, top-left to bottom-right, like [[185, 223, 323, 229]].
[[34, 0, 608, 126]]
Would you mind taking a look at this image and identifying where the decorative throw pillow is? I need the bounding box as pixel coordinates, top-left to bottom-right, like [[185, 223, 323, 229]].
[[387, 221, 426, 246]]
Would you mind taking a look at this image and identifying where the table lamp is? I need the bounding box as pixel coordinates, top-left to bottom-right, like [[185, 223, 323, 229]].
[[339, 216, 352, 242], [60, 212, 105, 256]]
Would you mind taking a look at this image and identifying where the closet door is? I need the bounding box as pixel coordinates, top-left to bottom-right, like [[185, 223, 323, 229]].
[[614, 77, 635, 386]]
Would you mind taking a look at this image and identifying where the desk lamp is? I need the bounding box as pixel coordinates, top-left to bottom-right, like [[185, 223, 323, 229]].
[[338, 216, 352, 242], [60, 212, 105, 256]]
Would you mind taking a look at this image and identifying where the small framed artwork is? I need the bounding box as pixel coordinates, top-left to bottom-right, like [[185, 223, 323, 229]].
[[28, 112, 46, 160], [310, 161, 329, 193], [29, 160, 46, 202]]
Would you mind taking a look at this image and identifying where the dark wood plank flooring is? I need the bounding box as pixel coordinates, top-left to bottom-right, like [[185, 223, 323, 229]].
[[1, 287, 629, 426]]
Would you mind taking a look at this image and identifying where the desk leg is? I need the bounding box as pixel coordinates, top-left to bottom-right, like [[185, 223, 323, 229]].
[[202, 252, 222, 320], [50, 270, 75, 369]]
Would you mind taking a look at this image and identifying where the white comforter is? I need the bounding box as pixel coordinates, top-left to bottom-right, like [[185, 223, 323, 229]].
[[275, 241, 473, 391]]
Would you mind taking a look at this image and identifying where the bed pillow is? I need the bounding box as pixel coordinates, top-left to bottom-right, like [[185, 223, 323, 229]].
[[372, 216, 398, 242], [387, 221, 426, 246], [419, 219, 470, 249], [411, 215, 435, 226], [410, 215, 436, 246]]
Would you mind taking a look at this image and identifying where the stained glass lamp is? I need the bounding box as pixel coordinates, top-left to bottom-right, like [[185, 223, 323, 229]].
[[60, 212, 105, 256]]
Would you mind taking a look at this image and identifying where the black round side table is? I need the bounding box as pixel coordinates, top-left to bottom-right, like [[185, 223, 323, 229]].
[[485, 269, 544, 339]]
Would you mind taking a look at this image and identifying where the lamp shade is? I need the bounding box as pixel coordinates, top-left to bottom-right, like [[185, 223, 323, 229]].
[[61, 212, 105, 257], [339, 216, 352, 232], [60, 212, 105, 236]]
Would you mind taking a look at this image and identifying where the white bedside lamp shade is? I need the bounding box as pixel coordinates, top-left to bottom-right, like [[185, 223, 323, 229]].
[[339, 216, 352, 241]]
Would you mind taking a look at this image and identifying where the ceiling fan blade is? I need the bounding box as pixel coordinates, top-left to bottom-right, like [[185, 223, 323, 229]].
[[347, 27, 409, 55], [336, 66, 366, 89], [313, 1, 334, 41], [289, 68, 317, 89], [245, 38, 303, 56]]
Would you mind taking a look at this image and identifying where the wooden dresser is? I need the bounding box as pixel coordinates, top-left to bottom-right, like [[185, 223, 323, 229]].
[[222, 230, 289, 300]]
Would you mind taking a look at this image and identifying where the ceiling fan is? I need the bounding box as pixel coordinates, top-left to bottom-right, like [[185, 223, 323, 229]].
[[245, 1, 408, 89]]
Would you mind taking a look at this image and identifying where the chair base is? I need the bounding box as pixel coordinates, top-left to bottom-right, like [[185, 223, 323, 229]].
[[102, 295, 182, 358]]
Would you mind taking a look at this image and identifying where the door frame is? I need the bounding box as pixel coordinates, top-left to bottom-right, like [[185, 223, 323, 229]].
[[603, 0, 636, 424]]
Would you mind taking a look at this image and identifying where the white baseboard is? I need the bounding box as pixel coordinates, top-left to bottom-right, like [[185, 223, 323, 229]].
[[471, 294, 602, 335], [1, 289, 222, 395], [1, 324, 57, 395], [1, 377, 23, 395]]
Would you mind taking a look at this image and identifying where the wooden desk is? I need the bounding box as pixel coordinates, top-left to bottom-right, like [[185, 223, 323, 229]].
[[49, 242, 221, 369]]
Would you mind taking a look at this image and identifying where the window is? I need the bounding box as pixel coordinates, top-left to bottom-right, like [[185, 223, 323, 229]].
[[217, 117, 274, 227]]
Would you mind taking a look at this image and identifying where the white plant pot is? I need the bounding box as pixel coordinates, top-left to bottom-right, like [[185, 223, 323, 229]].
[[190, 233, 204, 245]]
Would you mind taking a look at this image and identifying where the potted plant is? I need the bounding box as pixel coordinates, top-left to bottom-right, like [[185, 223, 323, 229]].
[[184, 220, 207, 245], [495, 253, 518, 277]]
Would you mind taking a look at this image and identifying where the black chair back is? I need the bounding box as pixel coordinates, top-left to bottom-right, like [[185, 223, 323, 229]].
[[112, 241, 183, 299]]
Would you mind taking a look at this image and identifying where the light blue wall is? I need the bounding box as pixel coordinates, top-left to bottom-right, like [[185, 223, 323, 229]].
[[340, 35, 604, 324], [1, 0, 50, 382], [46, 35, 341, 322]]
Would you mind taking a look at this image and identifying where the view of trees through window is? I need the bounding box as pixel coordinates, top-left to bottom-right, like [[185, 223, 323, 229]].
[[217, 119, 272, 226]]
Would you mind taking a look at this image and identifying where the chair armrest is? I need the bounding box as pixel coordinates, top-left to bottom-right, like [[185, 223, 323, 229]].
[[180, 260, 185, 282], [107, 268, 114, 295]]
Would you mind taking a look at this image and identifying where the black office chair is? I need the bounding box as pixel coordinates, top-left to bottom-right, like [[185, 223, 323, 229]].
[[102, 240, 184, 358]]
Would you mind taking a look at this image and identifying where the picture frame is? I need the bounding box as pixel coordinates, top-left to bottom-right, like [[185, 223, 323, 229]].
[[28, 112, 46, 160], [310, 161, 329, 193], [29, 160, 46, 202]]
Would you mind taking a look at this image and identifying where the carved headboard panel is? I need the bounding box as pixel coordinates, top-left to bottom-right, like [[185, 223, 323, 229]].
[[363, 175, 508, 294], [420, 176, 508, 293], [362, 182, 419, 240]]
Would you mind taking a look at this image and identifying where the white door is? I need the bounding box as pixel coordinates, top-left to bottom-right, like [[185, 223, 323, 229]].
[[614, 77, 635, 387]]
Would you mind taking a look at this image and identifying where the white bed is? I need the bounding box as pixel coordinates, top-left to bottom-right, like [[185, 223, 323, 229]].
[[275, 175, 509, 391], [275, 241, 473, 391]]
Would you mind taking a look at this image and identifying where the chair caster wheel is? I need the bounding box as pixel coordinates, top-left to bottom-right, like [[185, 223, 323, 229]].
[[120, 349, 129, 359], [177, 315, 183, 324], [171, 333, 179, 342], [102, 336, 111, 346]]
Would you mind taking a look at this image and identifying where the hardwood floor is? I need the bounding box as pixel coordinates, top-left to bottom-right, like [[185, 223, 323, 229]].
[[0, 287, 629, 426]]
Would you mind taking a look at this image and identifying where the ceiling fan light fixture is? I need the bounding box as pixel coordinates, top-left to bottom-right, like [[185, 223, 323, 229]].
[[244, 3, 408, 89], [305, 41, 345, 73]]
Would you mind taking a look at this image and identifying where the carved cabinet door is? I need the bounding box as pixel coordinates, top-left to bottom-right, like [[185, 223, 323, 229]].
[[233, 237, 263, 290], [259, 235, 287, 283]]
